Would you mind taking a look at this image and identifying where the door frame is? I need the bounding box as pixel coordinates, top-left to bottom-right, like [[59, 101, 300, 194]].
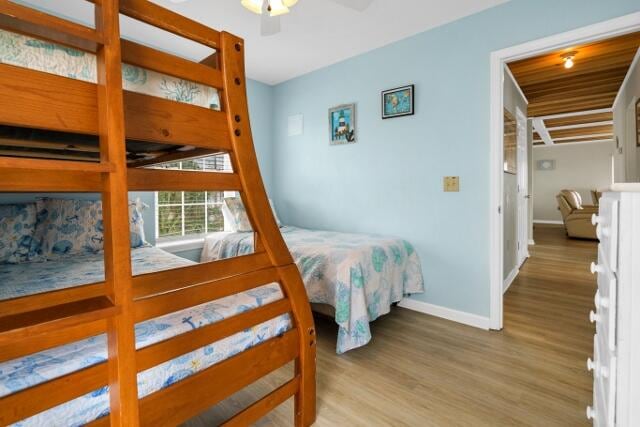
[[515, 107, 529, 267], [488, 11, 640, 330]]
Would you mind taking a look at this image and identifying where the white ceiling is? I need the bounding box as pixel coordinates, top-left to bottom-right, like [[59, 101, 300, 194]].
[[20, 0, 508, 85]]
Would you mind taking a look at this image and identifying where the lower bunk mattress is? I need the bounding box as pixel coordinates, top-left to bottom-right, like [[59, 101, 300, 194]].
[[0, 247, 291, 426]]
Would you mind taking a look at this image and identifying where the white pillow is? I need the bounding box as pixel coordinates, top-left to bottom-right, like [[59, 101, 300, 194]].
[[222, 197, 282, 232]]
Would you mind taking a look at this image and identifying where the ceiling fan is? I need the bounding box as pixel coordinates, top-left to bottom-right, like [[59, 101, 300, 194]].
[[168, 0, 374, 36]]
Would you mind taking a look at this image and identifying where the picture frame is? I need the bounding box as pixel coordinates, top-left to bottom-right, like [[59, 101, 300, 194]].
[[329, 103, 356, 145], [381, 84, 414, 119]]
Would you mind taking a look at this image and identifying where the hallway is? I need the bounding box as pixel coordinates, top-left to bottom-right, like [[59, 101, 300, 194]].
[[503, 224, 597, 424]]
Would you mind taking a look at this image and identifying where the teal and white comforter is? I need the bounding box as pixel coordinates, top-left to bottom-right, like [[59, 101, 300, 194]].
[[0, 247, 290, 426], [201, 226, 424, 353], [0, 29, 220, 109]]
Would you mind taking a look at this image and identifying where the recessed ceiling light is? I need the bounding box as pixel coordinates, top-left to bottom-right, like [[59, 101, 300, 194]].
[[561, 52, 577, 69]]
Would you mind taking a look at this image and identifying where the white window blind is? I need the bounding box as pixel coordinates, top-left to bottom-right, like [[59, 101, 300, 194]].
[[154, 154, 234, 239]]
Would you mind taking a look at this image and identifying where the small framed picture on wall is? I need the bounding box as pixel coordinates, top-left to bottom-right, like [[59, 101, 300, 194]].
[[329, 103, 356, 145], [381, 84, 414, 119]]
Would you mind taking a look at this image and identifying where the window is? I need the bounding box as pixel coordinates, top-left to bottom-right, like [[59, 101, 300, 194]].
[[155, 154, 233, 240]]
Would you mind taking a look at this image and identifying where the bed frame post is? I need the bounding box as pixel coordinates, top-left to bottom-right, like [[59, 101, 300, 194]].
[[219, 32, 317, 426], [95, 0, 140, 425]]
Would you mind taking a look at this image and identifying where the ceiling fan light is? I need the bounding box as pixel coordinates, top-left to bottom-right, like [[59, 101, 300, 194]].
[[283, 0, 298, 7], [267, 0, 290, 16], [241, 0, 263, 14]]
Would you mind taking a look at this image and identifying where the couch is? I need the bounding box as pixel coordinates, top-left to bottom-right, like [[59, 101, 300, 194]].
[[556, 190, 598, 240]]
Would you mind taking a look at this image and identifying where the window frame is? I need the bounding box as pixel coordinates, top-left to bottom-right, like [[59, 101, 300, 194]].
[[153, 155, 232, 243]]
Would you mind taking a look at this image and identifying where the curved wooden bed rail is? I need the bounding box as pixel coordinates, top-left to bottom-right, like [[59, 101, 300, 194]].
[[0, 0, 316, 426]]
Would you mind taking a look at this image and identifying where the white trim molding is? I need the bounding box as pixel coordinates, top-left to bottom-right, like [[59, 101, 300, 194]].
[[546, 121, 613, 131], [612, 46, 640, 110], [532, 118, 554, 145], [157, 237, 205, 253], [398, 299, 491, 330], [534, 107, 612, 121], [533, 138, 614, 147], [489, 11, 640, 332], [528, 239, 536, 245], [503, 267, 519, 294], [533, 219, 564, 225]]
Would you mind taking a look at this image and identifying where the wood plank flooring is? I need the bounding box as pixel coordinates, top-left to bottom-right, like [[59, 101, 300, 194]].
[[184, 224, 596, 426]]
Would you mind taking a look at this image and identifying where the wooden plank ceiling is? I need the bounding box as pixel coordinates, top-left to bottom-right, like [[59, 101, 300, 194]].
[[508, 32, 640, 146]]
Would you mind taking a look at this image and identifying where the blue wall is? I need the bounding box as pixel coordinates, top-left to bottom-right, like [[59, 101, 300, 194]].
[[270, 0, 640, 317]]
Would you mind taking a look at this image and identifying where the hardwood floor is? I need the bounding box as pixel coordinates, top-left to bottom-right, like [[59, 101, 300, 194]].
[[184, 224, 597, 426]]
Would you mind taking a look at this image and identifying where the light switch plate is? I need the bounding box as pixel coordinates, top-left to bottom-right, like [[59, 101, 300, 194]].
[[444, 176, 459, 192]]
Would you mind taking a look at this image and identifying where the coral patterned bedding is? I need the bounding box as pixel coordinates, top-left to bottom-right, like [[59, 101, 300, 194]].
[[201, 226, 425, 353], [0, 247, 290, 427]]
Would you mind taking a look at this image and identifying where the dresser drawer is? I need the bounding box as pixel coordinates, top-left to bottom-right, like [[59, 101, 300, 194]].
[[594, 252, 617, 302], [594, 197, 619, 272], [592, 303, 616, 355], [589, 334, 617, 426]]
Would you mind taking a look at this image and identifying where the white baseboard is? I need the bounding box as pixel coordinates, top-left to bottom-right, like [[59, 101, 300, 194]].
[[533, 219, 563, 225], [503, 267, 519, 294], [398, 299, 490, 330]]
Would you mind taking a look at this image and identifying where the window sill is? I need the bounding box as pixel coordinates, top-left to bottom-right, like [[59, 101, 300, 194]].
[[156, 237, 205, 253]]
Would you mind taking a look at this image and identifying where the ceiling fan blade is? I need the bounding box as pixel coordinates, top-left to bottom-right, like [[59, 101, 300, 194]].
[[328, 0, 374, 12], [261, 13, 281, 36]]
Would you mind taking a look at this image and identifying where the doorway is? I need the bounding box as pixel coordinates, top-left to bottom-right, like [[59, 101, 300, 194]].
[[489, 12, 640, 330]]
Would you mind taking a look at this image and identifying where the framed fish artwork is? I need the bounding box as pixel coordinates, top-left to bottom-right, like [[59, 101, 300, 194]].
[[381, 84, 414, 119]]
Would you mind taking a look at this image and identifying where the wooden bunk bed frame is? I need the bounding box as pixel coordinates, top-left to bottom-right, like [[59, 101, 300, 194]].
[[0, 0, 316, 425]]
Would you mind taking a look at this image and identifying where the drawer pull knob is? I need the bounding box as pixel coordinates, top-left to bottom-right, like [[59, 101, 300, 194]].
[[594, 292, 609, 309], [587, 358, 595, 372], [590, 262, 603, 275], [596, 225, 610, 240], [589, 310, 600, 323], [591, 214, 601, 226], [586, 406, 595, 420]]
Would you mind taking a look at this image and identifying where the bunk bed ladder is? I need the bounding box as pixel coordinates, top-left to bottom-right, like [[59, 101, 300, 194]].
[[0, 0, 139, 425], [0, 0, 316, 425]]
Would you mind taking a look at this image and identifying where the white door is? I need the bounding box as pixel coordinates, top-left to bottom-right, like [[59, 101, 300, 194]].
[[516, 108, 529, 265]]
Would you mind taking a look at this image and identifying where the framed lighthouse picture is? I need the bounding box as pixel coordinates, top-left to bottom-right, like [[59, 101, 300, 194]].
[[329, 103, 356, 145]]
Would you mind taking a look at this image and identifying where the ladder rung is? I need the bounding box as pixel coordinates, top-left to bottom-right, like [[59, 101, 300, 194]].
[[134, 267, 280, 322], [0, 296, 119, 345], [0, 0, 102, 52], [132, 252, 272, 299], [221, 376, 300, 427], [0, 318, 107, 363], [0, 167, 106, 192], [121, 39, 223, 89], [138, 330, 299, 426], [118, 0, 220, 49], [0, 282, 106, 317], [0, 362, 108, 426], [0, 157, 114, 172], [127, 169, 241, 192]]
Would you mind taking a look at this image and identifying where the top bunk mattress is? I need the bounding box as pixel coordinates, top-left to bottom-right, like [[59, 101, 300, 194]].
[[0, 29, 220, 110]]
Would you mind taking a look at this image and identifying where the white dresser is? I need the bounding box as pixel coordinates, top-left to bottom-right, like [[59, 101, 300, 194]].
[[587, 185, 640, 426]]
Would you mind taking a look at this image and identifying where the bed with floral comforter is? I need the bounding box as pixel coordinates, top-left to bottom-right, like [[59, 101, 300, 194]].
[[0, 247, 290, 426], [201, 226, 424, 353]]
